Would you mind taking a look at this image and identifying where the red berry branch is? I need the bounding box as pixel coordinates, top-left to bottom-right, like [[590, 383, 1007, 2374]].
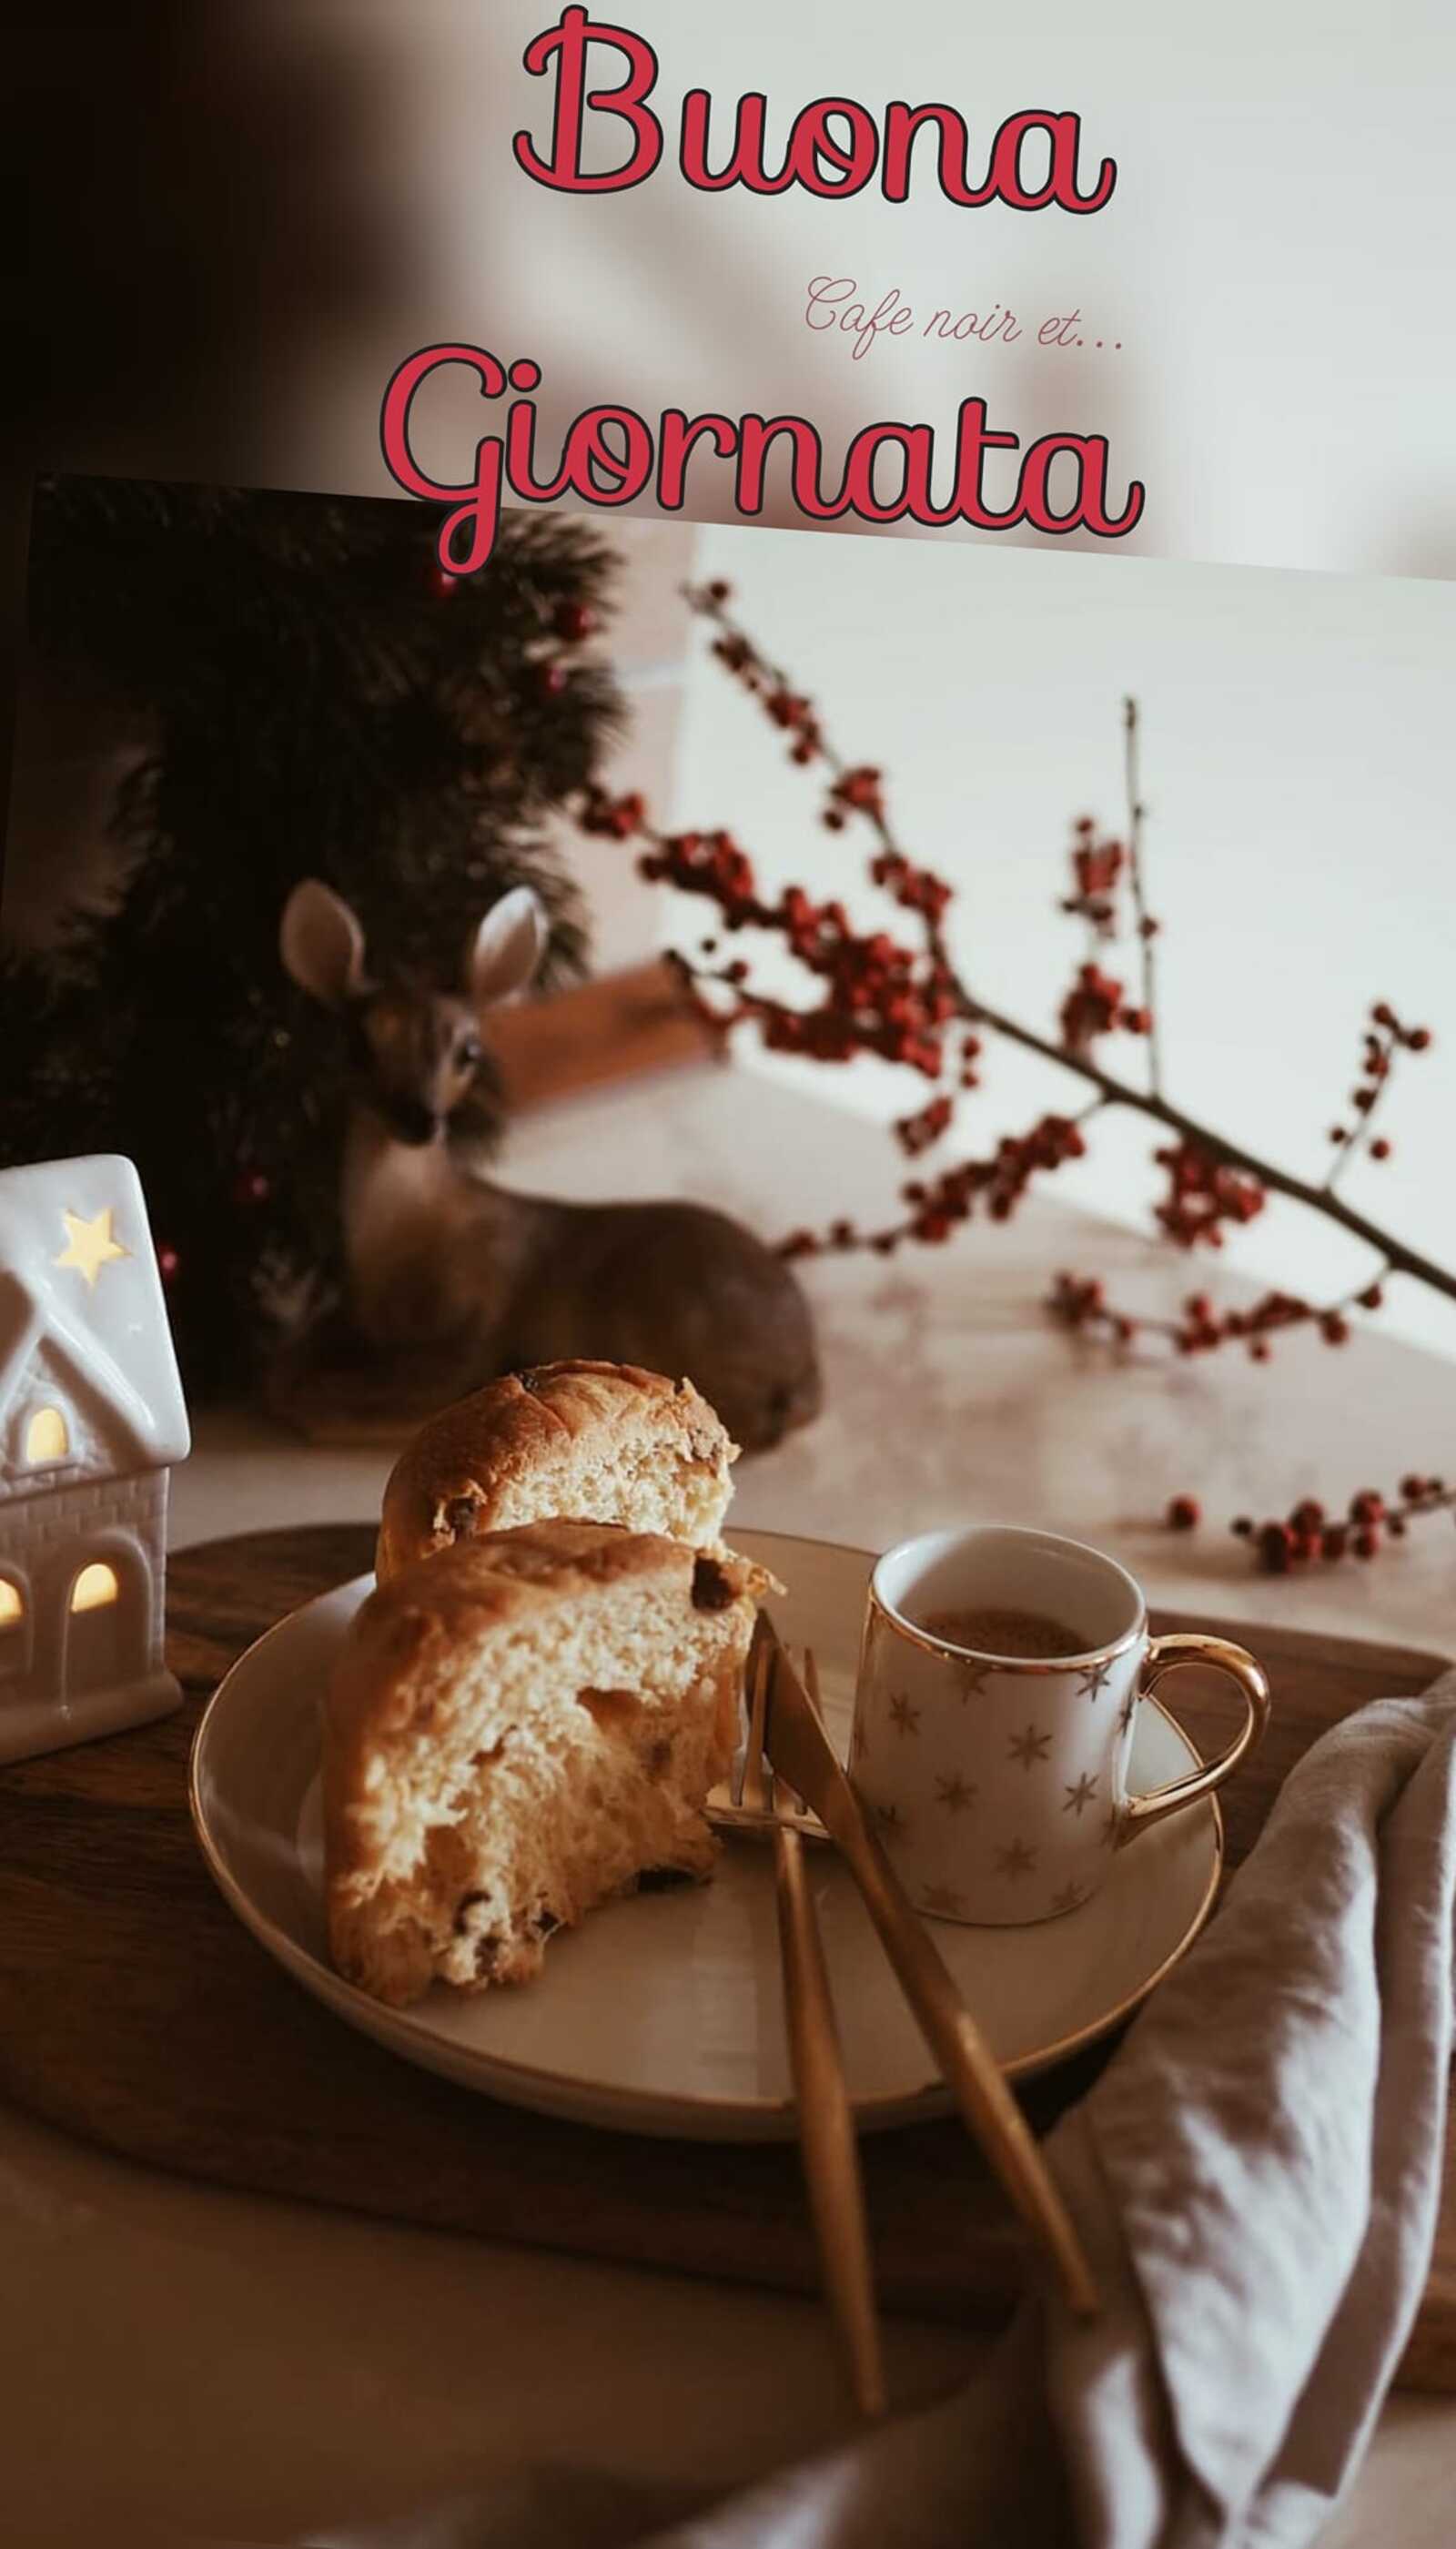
[[573, 580, 1446, 1568], [1324, 1006, 1430, 1185], [1049, 1263, 1388, 1363], [1228, 1475, 1456, 1573], [1159, 1475, 1456, 1575]]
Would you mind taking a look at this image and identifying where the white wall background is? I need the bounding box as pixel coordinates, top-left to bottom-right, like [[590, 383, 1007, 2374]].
[[301, 0, 1456, 580], [639, 521, 1456, 1359], [533, 521, 698, 974]]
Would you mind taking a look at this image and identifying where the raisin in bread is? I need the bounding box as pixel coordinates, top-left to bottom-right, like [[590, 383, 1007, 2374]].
[[323, 1519, 763, 2007], [376, 1361, 736, 1585]]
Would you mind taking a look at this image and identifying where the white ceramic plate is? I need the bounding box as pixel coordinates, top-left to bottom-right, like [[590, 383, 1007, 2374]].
[[190, 1527, 1222, 2142]]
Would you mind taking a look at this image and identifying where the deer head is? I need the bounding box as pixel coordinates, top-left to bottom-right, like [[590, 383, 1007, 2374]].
[[279, 878, 546, 1148]]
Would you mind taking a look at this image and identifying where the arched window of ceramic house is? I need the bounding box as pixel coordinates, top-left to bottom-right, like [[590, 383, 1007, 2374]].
[[25, 1407, 69, 1465], [0, 1577, 25, 1676], [70, 1563, 119, 1613]]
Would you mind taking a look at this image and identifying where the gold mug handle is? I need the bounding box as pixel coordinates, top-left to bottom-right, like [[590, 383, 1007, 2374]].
[[1118, 1633, 1271, 1844]]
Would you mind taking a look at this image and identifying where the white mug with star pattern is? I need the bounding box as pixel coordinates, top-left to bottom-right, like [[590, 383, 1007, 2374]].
[[851, 1523, 1270, 1927]]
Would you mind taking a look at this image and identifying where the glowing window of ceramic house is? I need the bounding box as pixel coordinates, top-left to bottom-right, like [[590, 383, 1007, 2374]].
[[25, 1407, 70, 1464], [0, 1578, 24, 1672], [70, 1563, 119, 1613]]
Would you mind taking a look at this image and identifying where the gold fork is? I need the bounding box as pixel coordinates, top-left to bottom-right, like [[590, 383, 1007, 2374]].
[[707, 1640, 886, 2422]]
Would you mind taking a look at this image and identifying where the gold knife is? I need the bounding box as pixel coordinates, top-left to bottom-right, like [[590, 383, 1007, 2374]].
[[754, 1611, 1099, 2320]]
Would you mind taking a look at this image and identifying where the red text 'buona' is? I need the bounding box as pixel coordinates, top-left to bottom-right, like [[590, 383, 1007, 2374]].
[[514, 9, 1116, 213]]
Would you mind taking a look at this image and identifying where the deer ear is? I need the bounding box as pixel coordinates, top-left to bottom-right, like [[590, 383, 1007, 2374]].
[[279, 879, 370, 1007], [467, 886, 547, 1007]]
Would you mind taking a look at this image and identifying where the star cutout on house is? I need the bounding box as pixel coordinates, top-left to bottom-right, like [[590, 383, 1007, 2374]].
[[934, 1771, 978, 1814], [1077, 1657, 1115, 1704], [888, 1693, 922, 1737], [54, 1207, 129, 1289], [873, 1801, 909, 1844], [1062, 1771, 1099, 1816], [1117, 1688, 1138, 1738], [1050, 1879, 1088, 1915], [1006, 1723, 1051, 1769], [994, 1837, 1037, 1880], [922, 1881, 967, 1917]]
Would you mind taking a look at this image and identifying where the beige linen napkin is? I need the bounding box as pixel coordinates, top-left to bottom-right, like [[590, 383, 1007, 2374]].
[[302, 1672, 1456, 2549]]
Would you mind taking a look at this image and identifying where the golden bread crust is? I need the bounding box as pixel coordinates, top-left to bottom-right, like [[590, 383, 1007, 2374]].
[[376, 1361, 736, 1582]]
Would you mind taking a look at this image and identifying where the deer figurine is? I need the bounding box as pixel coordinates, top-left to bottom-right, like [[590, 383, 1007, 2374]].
[[275, 878, 822, 1450]]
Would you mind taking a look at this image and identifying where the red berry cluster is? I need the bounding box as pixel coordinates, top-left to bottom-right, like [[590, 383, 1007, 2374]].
[[895, 1093, 956, 1157], [824, 764, 885, 829], [782, 1111, 1089, 1263], [639, 826, 765, 923], [639, 829, 959, 1079], [1327, 1002, 1433, 1168], [798, 913, 954, 1077], [905, 1112, 1089, 1234], [597, 584, 971, 1101], [711, 631, 752, 674], [1169, 1284, 1366, 1361], [1048, 1270, 1138, 1345], [780, 1217, 875, 1260], [695, 582, 825, 766], [576, 784, 647, 841], [760, 684, 824, 765], [868, 845, 954, 925], [1051, 1269, 1107, 1320], [1152, 1138, 1266, 1250], [517, 586, 599, 683], [1060, 818, 1126, 937], [1058, 961, 1151, 1055], [1226, 1473, 1452, 1573], [1049, 1268, 1384, 1365]]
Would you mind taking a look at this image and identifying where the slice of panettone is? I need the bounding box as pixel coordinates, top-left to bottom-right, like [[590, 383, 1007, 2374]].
[[323, 1519, 767, 2008]]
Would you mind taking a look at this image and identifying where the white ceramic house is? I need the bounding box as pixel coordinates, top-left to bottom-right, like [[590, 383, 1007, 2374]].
[[0, 1155, 190, 1764]]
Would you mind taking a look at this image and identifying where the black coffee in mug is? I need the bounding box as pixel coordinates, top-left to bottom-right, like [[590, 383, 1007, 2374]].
[[924, 1604, 1087, 1661]]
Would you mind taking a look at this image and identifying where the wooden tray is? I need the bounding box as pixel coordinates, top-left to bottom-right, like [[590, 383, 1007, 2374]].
[[0, 1525, 1451, 2387]]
